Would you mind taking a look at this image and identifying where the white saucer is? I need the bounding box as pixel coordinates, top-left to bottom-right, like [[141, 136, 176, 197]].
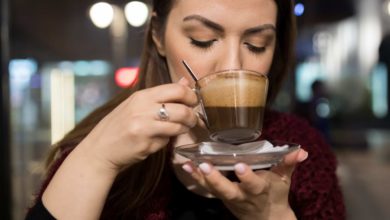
[[174, 140, 300, 171]]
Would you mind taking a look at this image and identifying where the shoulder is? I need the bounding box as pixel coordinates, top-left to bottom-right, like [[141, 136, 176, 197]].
[[263, 110, 345, 218], [262, 109, 320, 145], [264, 109, 310, 128], [263, 109, 335, 162], [264, 111, 346, 218], [262, 109, 340, 193]]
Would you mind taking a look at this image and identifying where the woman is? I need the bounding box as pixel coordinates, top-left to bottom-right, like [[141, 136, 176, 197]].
[[26, 0, 345, 219]]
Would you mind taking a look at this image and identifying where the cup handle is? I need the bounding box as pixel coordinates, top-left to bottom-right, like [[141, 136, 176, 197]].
[[192, 87, 209, 128], [196, 111, 209, 128]]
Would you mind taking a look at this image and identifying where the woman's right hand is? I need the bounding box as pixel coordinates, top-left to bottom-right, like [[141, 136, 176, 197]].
[[42, 80, 198, 220], [79, 80, 199, 172]]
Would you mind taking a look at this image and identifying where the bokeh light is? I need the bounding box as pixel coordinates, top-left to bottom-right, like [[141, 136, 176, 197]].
[[124, 1, 149, 27], [294, 3, 305, 16], [115, 67, 139, 88], [316, 99, 331, 118], [89, 2, 114, 29], [388, 1, 390, 15]]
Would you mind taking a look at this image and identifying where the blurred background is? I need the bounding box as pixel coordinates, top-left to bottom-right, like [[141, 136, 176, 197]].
[[1, 0, 390, 219]]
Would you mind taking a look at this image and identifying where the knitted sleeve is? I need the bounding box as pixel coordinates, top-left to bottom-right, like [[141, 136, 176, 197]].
[[262, 111, 346, 220]]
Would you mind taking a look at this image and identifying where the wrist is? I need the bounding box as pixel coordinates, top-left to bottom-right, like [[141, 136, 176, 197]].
[[269, 205, 296, 220], [238, 205, 296, 220], [76, 139, 121, 178]]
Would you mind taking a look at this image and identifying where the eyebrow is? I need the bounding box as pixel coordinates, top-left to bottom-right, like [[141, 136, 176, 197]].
[[183, 14, 276, 36], [243, 24, 276, 36], [183, 15, 224, 33]]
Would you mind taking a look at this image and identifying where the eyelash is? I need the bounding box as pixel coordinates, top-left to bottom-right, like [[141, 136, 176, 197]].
[[190, 38, 266, 54], [190, 38, 216, 49], [244, 43, 266, 54]]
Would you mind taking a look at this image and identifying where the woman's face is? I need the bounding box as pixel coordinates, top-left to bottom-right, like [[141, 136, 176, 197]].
[[153, 0, 278, 83]]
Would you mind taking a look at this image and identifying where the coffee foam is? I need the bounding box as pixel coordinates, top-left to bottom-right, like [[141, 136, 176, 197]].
[[199, 74, 268, 107]]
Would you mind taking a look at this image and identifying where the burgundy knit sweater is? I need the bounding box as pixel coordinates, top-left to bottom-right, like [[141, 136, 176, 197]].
[[29, 110, 346, 220]]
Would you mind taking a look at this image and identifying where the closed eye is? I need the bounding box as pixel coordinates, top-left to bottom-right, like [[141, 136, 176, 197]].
[[190, 37, 217, 49], [244, 42, 266, 54]]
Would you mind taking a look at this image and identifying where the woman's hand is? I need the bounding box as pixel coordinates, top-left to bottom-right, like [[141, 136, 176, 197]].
[[182, 148, 308, 220], [42, 79, 199, 220], [81, 80, 199, 172]]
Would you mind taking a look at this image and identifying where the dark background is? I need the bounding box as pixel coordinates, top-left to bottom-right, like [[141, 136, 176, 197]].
[[3, 0, 389, 219]]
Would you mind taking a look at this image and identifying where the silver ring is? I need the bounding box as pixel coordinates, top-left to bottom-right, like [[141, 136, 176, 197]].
[[157, 103, 169, 121]]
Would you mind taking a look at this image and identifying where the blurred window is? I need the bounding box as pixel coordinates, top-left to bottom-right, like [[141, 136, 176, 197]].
[[9, 59, 114, 219], [295, 60, 325, 102], [371, 63, 388, 118]]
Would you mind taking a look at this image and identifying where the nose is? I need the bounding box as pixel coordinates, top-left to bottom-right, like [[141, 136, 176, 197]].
[[214, 38, 243, 71]]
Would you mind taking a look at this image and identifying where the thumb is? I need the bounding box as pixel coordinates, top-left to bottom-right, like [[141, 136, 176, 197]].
[[271, 148, 308, 179]]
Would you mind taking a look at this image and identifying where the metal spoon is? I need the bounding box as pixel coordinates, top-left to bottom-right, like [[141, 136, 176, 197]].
[[181, 60, 209, 128], [182, 60, 199, 82]]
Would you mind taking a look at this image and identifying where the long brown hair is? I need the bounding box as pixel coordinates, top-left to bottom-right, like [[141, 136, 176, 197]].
[[45, 0, 296, 218]]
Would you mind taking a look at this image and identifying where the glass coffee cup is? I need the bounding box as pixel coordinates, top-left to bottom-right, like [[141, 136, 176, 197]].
[[196, 69, 268, 144]]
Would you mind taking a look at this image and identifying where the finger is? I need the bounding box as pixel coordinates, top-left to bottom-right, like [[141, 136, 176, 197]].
[[198, 163, 245, 201], [135, 117, 190, 137], [177, 77, 192, 87], [271, 148, 308, 179], [195, 112, 207, 129], [154, 103, 198, 128], [181, 162, 207, 186], [181, 162, 221, 198], [284, 148, 308, 166], [146, 83, 198, 107], [234, 163, 270, 195]]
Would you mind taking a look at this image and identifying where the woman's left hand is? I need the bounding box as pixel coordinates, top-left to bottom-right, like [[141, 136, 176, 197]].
[[182, 148, 308, 220]]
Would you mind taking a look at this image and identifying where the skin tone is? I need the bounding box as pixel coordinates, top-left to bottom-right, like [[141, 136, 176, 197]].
[[154, 1, 307, 219], [42, 0, 308, 219]]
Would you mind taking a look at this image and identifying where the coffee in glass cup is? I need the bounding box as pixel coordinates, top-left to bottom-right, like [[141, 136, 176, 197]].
[[197, 69, 268, 144]]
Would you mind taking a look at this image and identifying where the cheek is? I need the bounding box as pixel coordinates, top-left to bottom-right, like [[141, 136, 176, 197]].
[[256, 45, 276, 76], [163, 26, 215, 80], [164, 34, 197, 82], [164, 43, 213, 83], [244, 51, 275, 76], [262, 53, 275, 75]]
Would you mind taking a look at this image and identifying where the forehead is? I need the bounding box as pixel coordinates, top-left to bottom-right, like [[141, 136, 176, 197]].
[[170, 0, 278, 27]]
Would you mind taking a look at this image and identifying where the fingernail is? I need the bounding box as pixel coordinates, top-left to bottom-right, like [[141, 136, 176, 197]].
[[178, 77, 185, 83], [234, 163, 246, 175], [182, 164, 193, 174], [298, 150, 308, 162], [181, 164, 194, 174], [178, 77, 190, 86], [199, 163, 212, 175], [192, 89, 201, 104]]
